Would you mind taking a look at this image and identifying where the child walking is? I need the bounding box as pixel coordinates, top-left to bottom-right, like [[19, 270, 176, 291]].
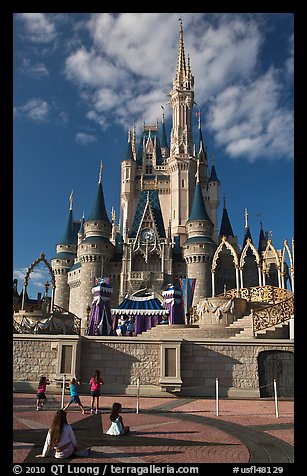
[[63, 378, 86, 414], [106, 402, 130, 435], [89, 369, 104, 414], [36, 376, 50, 411]]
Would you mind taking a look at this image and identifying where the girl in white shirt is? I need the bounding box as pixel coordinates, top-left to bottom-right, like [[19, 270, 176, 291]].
[[106, 402, 130, 435], [36, 409, 89, 459]]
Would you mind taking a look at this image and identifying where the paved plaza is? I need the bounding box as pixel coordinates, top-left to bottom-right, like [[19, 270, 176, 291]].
[[13, 393, 294, 465]]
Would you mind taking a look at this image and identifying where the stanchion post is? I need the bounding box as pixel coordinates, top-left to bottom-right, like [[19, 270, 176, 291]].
[[273, 379, 279, 418], [61, 374, 66, 409], [136, 378, 140, 414], [216, 378, 219, 416]]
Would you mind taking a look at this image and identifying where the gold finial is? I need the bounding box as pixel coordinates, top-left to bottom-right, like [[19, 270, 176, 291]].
[[127, 130, 131, 143], [98, 161, 103, 184], [245, 208, 249, 228], [212, 154, 215, 165], [69, 190, 73, 210], [223, 194, 226, 209]]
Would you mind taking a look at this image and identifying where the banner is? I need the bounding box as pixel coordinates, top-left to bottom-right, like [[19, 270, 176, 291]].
[[179, 278, 196, 316]]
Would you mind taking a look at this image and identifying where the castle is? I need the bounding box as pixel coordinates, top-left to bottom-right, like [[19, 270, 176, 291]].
[[50, 21, 290, 334]]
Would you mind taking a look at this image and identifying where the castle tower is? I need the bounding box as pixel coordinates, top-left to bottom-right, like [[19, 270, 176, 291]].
[[207, 155, 221, 243], [183, 160, 217, 304], [120, 131, 136, 232], [169, 20, 194, 157], [51, 192, 77, 310], [78, 162, 115, 332], [168, 20, 197, 242]]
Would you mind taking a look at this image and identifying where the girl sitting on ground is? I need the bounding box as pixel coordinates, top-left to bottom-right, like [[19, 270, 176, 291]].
[[36, 409, 90, 459], [106, 402, 130, 435]]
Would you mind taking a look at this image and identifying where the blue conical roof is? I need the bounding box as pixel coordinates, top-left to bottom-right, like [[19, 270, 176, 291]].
[[125, 139, 134, 161], [209, 164, 220, 183], [88, 181, 110, 223], [188, 183, 212, 223], [160, 120, 168, 149], [59, 209, 77, 245], [219, 198, 234, 237], [258, 225, 267, 253]]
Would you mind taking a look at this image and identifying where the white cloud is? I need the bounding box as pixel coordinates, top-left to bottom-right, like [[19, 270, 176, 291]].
[[20, 58, 49, 78], [207, 69, 293, 161], [16, 13, 57, 43], [63, 13, 293, 162], [13, 266, 50, 288], [14, 98, 50, 122], [75, 132, 97, 145]]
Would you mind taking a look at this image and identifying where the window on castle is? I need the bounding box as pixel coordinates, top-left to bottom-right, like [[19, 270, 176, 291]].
[[146, 165, 153, 174], [182, 179, 184, 188]]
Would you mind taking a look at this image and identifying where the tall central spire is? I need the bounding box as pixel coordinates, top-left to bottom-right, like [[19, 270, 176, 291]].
[[169, 19, 194, 157], [176, 19, 186, 86]]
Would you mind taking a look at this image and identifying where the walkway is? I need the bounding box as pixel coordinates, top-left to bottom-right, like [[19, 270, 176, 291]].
[[13, 393, 294, 465]]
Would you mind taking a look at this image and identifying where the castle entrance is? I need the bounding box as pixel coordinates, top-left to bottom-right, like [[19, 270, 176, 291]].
[[258, 350, 294, 398]]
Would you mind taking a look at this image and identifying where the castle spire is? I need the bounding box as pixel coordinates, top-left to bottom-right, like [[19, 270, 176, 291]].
[[219, 194, 234, 238], [176, 18, 186, 86], [98, 160, 103, 184], [69, 190, 73, 211], [88, 162, 110, 223]]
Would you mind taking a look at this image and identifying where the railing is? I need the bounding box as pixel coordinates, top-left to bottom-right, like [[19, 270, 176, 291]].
[[13, 304, 81, 335], [220, 285, 294, 333], [222, 285, 292, 304], [52, 305, 82, 335], [252, 295, 294, 333]]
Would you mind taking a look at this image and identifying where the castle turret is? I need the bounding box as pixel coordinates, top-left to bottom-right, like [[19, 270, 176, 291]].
[[78, 162, 115, 332], [120, 131, 136, 231], [51, 191, 78, 310], [207, 155, 221, 242], [160, 111, 169, 159], [183, 159, 217, 304]]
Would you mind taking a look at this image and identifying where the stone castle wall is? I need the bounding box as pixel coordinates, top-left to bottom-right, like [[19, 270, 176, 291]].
[[13, 334, 293, 397]]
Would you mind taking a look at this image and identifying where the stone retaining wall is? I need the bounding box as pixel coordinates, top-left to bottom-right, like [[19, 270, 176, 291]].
[[13, 334, 294, 397]]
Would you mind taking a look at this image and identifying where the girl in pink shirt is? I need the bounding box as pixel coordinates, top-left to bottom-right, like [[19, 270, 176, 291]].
[[89, 369, 104, 414], [36, 376, 50, 411]]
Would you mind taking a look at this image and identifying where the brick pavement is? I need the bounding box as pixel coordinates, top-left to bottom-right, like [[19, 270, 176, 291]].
[[13, 393, 294, 465]]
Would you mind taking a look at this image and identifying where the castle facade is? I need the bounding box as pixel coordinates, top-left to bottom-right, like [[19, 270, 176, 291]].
[[51, 22, 285, 333]]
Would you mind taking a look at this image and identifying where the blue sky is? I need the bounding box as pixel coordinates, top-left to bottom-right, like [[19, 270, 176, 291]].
[[13, 13, 294, 299]]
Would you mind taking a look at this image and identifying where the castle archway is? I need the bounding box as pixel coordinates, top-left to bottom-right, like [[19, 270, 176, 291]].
[[21, 253, 56, 311], [262, 240, 281, 288], [240, 238, 262, 288], [211, 237, 239, 297]]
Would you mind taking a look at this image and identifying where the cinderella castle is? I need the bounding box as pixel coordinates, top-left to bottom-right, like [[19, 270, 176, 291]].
[[13, 20, 294, 402], [14, 21, 293, 336]]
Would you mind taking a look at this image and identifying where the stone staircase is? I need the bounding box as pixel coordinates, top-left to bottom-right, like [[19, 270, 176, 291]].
[[137, 323, 247, 340], [136, 313, 289, 340]]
